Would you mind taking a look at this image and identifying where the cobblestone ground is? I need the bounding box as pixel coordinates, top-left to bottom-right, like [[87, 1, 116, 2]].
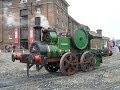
[[0, 52, 120, 90]]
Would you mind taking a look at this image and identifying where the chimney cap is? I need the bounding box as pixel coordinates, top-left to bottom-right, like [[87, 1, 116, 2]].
[[96, 29, 102, 31], [96, 29, 102, 36]]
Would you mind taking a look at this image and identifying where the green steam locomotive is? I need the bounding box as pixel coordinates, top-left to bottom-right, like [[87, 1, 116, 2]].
[[12, 16, 102, 76]]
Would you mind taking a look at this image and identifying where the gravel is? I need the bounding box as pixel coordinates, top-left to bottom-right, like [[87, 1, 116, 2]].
[[0, 52, 120, 90]]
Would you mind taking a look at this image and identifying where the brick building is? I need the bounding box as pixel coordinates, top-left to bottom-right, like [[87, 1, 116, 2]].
[[90, 29, 110, 49], [0, 0, 88, 49], [0, 0, 107, 50]]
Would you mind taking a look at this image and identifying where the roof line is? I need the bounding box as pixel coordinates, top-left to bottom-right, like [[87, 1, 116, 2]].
[[68, 15, 80, 24], [61, 0, 70, 6]]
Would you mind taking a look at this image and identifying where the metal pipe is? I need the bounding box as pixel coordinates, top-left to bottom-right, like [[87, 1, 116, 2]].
[[47, 0, 48, 19], [1, 0, 3, 48]]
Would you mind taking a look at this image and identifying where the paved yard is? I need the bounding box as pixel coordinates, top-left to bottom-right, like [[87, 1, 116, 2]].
[[0, 52, 120, 90]]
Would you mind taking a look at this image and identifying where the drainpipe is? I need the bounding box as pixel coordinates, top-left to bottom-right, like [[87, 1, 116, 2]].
[[1, 0, 4, 48], [47, 0, 48, 19]]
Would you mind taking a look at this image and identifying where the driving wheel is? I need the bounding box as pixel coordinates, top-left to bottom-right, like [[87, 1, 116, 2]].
[[45, 62, 59, 72], [80, 51, 96, 72], [60, 52, 78, 76]]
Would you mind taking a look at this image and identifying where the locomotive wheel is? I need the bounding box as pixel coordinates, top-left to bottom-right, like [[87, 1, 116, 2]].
[[45, 62, 59, 72], [60, 52, 78, 76], [80, 51, 96, 72]]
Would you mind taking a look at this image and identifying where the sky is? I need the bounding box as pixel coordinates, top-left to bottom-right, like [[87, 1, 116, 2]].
[[66, 0, 120, 40]]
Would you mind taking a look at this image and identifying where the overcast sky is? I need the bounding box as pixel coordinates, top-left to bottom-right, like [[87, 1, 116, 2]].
[[66, 0, 120, 40]]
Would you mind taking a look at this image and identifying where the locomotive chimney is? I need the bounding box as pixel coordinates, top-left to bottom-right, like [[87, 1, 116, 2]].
[[34, 8, 42, 41], [96, 29, 102, 36]]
